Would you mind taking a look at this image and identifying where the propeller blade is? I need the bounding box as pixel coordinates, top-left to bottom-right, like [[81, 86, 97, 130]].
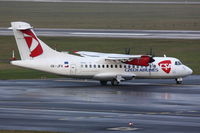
[[148, 47, 155, 57], [150, 48, 153, 55], [125, 48, 131, 55]]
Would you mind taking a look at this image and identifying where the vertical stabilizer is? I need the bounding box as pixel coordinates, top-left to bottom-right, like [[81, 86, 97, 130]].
[[11, 22, 58, 60]]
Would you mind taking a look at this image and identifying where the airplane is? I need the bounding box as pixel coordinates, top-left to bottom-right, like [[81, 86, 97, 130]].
[[9, 22, 193, 85]]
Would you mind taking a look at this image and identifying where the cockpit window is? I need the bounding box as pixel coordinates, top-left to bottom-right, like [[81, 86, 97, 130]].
[[175, 61, 182, 65]]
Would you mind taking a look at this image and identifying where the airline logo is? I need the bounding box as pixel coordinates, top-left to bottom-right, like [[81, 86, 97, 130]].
[[158, 60, 171, 74], [21, 29, 43, 57]]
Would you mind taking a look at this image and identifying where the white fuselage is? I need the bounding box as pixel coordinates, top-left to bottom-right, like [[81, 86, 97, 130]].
[[11, 52, 193, 80], [10, 21, 193, 85]]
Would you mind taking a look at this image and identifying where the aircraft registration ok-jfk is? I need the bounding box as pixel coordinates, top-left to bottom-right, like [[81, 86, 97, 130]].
[[10, 22, 193, 85]]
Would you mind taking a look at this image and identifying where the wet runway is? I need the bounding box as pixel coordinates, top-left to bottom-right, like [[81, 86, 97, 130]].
[[1, 28, 200, 39], [0, 75, 200, 133]]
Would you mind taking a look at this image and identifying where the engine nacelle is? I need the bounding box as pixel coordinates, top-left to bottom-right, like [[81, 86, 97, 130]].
[[125, 56, 154, 66]]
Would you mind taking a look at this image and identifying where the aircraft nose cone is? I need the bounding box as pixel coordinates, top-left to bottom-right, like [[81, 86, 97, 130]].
[[185, 66, 193, 75], [188, 67, 193, 75]]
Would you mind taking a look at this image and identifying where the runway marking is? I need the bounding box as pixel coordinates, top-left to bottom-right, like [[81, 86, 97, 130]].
[[146, 112, 157, 115], [71, 32, 149, 36], [160, 112, 171, 115], [187, 110, 198, 113], [59, 116, 100, 121], [1, 106, 200, 118], [59, 117, 69, 120], [75, 117, 85, 120], [88, 116, 99, 119], [125, 82, 155, 85], [107, 127, 140, 131], [3, 28, 200, 39], [55, 79, 97, 83]]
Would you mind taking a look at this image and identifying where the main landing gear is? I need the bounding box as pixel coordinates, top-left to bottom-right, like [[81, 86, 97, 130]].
[[111, 79, 120, 86], [175, 77, 183, 84], [100, 79, 120, 86], [100, 80, 108, 86]]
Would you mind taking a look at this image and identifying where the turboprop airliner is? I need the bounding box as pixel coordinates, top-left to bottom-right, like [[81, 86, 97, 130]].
[[10, 22, 193, 85]]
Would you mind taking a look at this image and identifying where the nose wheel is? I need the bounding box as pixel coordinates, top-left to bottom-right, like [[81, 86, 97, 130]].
[[175, 78, 183, 84]]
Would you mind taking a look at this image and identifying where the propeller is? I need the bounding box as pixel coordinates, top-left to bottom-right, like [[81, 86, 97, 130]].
[[147, 48, 155, 63], [125, 48, 131, 55], [147, 48, 155, 76], [148, 47, 155, 57]]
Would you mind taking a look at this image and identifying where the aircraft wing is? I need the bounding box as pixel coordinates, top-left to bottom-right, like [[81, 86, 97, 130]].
[[75, 51, 141, 61]]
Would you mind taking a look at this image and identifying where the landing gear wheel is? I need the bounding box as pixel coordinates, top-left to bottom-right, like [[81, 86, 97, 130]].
[[100, 80, 108, 86], [175, 78, 183, 84], [111, 80, 119, 86]]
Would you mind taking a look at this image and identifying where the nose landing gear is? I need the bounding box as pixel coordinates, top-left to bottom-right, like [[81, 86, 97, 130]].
[[175, 77, 183, 84]]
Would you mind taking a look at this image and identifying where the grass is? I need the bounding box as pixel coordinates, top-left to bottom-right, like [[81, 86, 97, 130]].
[[0, 36, 199, 80], [0, 1, 200, 30]]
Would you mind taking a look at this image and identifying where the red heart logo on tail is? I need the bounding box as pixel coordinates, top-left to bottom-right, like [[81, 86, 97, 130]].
[[21, 29, 43, 57]]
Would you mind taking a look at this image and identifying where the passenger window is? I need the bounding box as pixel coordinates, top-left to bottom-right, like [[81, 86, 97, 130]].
[[102, 65, 105, 68], [115, 65, 118, 68], [106, 65, 109, 68], [98, 65, 101, 68], [94, 65, 96, 68], [89, 65, 92, 68], [119, 65, 122, 68], [85, 65, 88, 68], [111, 65, 113, 68]]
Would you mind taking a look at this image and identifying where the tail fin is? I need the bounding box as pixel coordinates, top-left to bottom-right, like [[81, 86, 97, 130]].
[[11, 22, 58, 60]]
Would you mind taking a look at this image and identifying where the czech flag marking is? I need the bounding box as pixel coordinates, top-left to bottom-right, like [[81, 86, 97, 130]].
[[64, 61, 69, 68]]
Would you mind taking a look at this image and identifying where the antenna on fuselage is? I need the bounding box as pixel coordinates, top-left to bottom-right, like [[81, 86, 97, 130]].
[[10, 50, 16, 61]]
